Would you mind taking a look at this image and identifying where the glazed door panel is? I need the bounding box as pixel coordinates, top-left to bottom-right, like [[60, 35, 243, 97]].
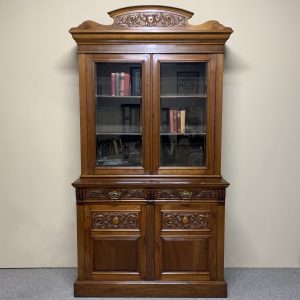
[[152, 54, 217, 175], [84, 54, 151, 175]]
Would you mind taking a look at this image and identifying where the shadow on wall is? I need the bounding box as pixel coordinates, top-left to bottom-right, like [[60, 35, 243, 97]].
[[56, 46, 78, 75]]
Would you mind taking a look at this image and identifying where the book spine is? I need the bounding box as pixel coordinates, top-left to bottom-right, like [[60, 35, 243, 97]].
[[115, 72, 120, 96], [120, 72, 125, 96], [180, 109, 186, 133], [173, 109, 178, 133], [124, 73, 130, 96], [177, 110, 181, 133], [111, 73, 116, 96], [169, 109, 174, 133]]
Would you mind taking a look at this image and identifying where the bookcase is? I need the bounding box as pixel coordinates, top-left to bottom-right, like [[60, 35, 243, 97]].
[[70, 5, 233, 297]]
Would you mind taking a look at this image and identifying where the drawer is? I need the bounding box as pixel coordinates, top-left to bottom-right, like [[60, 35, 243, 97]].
[[155, 188, 219, 200], [78, 188, 146, 201]]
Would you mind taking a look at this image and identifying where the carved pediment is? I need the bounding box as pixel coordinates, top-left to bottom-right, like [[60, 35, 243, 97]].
[[110, 6, 191, 28], [69, 5, 233, 44]]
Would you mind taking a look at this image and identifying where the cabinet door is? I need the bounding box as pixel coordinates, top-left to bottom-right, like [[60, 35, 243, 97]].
[[155, 203, 217, 281], [152, 54, 217, 175], [84, 204, 147, 280], [83, 54, 151, 175]]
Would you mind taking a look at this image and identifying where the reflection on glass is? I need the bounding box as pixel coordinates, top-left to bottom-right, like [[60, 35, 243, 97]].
[[95, 62, 142, 167], [160, 62, 207, 167]]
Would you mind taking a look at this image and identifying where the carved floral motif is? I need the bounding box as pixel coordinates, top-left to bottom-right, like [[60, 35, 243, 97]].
[[92, 212, 139, 229], [162, 212, 209, 229], [85, 189, 145, 200], [156, 189, 217, 200], [114, 12, 187, 28], [162, 212, 210, 229]]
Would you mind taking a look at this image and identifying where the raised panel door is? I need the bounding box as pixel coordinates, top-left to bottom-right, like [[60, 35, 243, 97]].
[[84, 204, 147, 281], [155, 203, 217, 281]]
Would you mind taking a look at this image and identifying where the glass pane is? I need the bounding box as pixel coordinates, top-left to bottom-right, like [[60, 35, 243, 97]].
[[95, 62, 142, 167], [160, 62, 207, 167]]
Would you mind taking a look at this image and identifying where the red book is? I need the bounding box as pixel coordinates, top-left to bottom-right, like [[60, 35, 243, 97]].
[[169, 109, 174, 133], [111, 73, 116, 96], [120, 72, 125, 96], [124, 73, 130, 96]]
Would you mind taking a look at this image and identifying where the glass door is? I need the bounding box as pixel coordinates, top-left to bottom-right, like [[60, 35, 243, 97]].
[[152, 54, 216, 175], [85, 54, 150, 175]]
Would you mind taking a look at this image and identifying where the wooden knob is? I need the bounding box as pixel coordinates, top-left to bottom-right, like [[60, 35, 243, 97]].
[[182, 216, 189, 224], [112, 216, 120, 225]]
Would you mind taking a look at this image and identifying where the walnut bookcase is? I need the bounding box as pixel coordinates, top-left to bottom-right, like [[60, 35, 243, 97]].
[[70, 5, 233, 298]]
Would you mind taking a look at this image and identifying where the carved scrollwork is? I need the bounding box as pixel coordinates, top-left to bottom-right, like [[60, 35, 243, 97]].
[[114, 12, 188, 28], [92, 212, 139, 229], [75, 188, 85, 201], [85, 189, 145, 200], [162, 212, 210, 229]]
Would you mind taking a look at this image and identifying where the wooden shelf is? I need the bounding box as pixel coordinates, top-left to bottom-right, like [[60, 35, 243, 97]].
[[95, 95, 142, 99], [96, 132, 141, 135], [160, 95, 207, 98], [160, 132, 206, 136]]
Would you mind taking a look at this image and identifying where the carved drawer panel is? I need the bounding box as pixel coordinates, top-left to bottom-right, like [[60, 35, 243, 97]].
[[81, 188, 146, 201], [155, 189, 219, 200], [161, 211, 210, 230], [92, 211, 140, 230]]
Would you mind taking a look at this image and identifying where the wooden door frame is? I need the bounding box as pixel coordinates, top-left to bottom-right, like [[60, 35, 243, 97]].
[[83, 54, 151, 175], [151, 54, 218, 175]]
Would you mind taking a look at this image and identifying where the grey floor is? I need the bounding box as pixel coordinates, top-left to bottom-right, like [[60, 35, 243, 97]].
[[0, 268, 299, 300]]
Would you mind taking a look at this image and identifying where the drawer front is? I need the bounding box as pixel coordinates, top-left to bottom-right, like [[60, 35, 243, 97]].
[[155, 189, 219, 200], [77, 188, 146, 201]]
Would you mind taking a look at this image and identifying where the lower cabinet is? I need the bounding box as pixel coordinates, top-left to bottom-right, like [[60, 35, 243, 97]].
[[75, 187, 227, 297]]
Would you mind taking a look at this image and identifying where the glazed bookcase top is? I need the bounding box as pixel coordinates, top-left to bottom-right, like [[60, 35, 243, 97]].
[[69, 5, 233, 44]]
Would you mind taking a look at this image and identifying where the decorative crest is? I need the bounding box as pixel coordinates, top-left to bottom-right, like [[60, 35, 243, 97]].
[[69, 5, 233, 44], [110, 6, 192, 28]]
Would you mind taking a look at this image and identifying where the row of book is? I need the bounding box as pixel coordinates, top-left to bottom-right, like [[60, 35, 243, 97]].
[[111, 72, 130, 96], [169, 109, 186, 133]]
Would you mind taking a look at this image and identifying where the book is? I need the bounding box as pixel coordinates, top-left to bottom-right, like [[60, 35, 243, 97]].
[[173, 109, 178, 133], [115, 72, 120, 96], [111, 73, 116, 96], [120, 72, 125, 96], [124, 73, 130, 96], [177, 110, 181, 133], [169, 109, 174, 133], [180, 110, 186, 133]]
